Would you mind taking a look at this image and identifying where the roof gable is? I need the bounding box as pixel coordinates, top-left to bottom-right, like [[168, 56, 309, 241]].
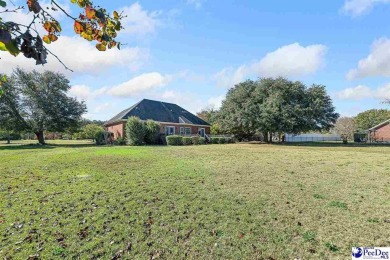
[[368, 119, 390, 131], [105, 99, 210, 126]]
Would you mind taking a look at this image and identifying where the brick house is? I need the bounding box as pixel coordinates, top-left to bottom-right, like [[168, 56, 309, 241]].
[[104, 99, 211, 140], [368, 119, 390, 143]]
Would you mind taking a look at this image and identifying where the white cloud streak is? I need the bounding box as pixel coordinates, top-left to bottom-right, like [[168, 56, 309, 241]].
[[214, 43, 327, 88], [347, 38, 390, 80], [342, 0, 390, 16], [335, 84, 390, 100]]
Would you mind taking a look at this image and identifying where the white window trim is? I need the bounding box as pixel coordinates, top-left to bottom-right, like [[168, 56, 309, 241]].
[[165, 126, 175, 135], [185, 127, 191, 135]]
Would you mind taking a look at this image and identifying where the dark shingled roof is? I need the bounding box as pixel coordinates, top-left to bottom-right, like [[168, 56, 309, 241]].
[[104, 99, 210, 126]]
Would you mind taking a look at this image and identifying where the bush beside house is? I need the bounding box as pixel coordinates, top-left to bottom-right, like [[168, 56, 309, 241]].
[[126, 117, 147, 146], [166, 135, 183, 146]]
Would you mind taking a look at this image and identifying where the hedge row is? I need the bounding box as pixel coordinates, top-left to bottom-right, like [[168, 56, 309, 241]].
[[210, 137, 235, 144], [166, 135, 206, 146]]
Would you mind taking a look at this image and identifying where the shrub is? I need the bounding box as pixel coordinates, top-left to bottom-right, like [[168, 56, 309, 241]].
[[145, 120, 160, 145], [192, 136, 200, 145], [210, 137, 219, 144], [166, 135, 183, 146], [218, 137, 227, 144], [182, 137, 192, 145], [199, 137, 206, 145], [96, 131, 112, 145], [114, 136, 126, 145], [126, 116, 146, 146]]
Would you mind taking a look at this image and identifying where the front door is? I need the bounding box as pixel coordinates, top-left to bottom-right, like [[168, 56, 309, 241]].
[[198, 128, 205, 137]]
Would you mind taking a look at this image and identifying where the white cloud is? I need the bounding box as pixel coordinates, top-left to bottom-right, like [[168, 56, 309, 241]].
[[120, 2, 161, 35], [336, 84, 390, 100], [207, 95, 225, 110], [252, 43, 327, 78], [69, 85, 109, 101], [94, 103, 113, 113], [214, 43, 327, 88], [342, 0, 390, 16], [214, 65, 249, 88], [186, 0, 204, 9], [0, 36, 147, 75], [346, 38, 390, 80], [107, 73, 172, 98]]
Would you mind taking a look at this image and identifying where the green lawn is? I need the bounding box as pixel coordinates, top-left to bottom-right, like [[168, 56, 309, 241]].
[[1, 141, 389, 259]]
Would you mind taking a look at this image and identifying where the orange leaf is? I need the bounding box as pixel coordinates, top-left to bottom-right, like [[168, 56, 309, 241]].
[[85, 6, 96, 19], [74, 21, 84, 34], [43, 21, 54, 33], [49, 34, 58, 42]]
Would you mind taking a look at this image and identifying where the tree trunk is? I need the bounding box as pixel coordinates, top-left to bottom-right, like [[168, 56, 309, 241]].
[[35, 131, 45, 145], [6, 129, 10, 144], [263, 132, 269, 143]]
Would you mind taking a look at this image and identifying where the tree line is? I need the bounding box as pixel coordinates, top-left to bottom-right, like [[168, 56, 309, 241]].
[[198, 78, 339, 142]]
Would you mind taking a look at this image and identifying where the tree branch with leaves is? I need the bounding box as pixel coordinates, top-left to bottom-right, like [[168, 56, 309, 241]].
[[0, 0, 124, 70]]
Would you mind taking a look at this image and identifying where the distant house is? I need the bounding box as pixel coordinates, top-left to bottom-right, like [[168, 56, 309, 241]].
[[367, 119, 390, 143], [104, 99, 211, 140]]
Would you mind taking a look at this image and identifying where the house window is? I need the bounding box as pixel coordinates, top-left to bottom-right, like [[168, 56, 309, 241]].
[[180, 127, 185, 135], [165, 126, 175, 135], [185, 127, 191, 135]]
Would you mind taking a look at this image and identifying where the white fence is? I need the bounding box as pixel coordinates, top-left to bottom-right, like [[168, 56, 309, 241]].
[[285, 134, 342, 143]]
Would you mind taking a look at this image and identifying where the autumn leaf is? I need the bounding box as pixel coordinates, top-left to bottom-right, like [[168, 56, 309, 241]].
[[77, 0, 86, 8], [74, 21, 84, 34], [96, 43, 106, 51], [42, 35, 51, 44], [113, 11, 119, 20], [85, 6, 96, 19], [43, 21, 54, 33], [49, 34, 58, 42]]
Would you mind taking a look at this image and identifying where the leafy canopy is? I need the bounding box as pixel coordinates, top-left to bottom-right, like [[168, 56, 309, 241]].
[[1, 68, 87, 144], [0, 0, 124, 70], [217, 78, 339, 140], [354, 109, 390, 131]]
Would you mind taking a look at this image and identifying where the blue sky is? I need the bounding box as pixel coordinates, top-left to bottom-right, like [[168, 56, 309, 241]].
[[2, 0, 390, 120]]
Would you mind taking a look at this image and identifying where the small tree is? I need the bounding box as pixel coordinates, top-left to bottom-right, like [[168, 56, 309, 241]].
[[126, 116, 146, 146], [335, 117, 355, 144], [83, 124, 104, 142], [145, 120, 160, 144]]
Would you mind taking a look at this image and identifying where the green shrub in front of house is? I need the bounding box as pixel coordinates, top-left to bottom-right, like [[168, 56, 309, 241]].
[[192, 136, 200, 145], [199, 137, 206, 145], [166, 135, 183, 146], [182, 137, 193, 145], [210, 137, 219, 144], [218, 137, 227, 144], [96, 131, 113, 145], [114, 136, 126, 145], [126, 116, 146, 146], [145, 120, 160, 145]]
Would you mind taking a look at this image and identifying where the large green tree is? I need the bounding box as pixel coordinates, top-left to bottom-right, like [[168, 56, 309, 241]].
[[0, 75, 27, 143], [3, 69, 87, 144], [354, 109, 390, 131], [218, 78, 339, 142]]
